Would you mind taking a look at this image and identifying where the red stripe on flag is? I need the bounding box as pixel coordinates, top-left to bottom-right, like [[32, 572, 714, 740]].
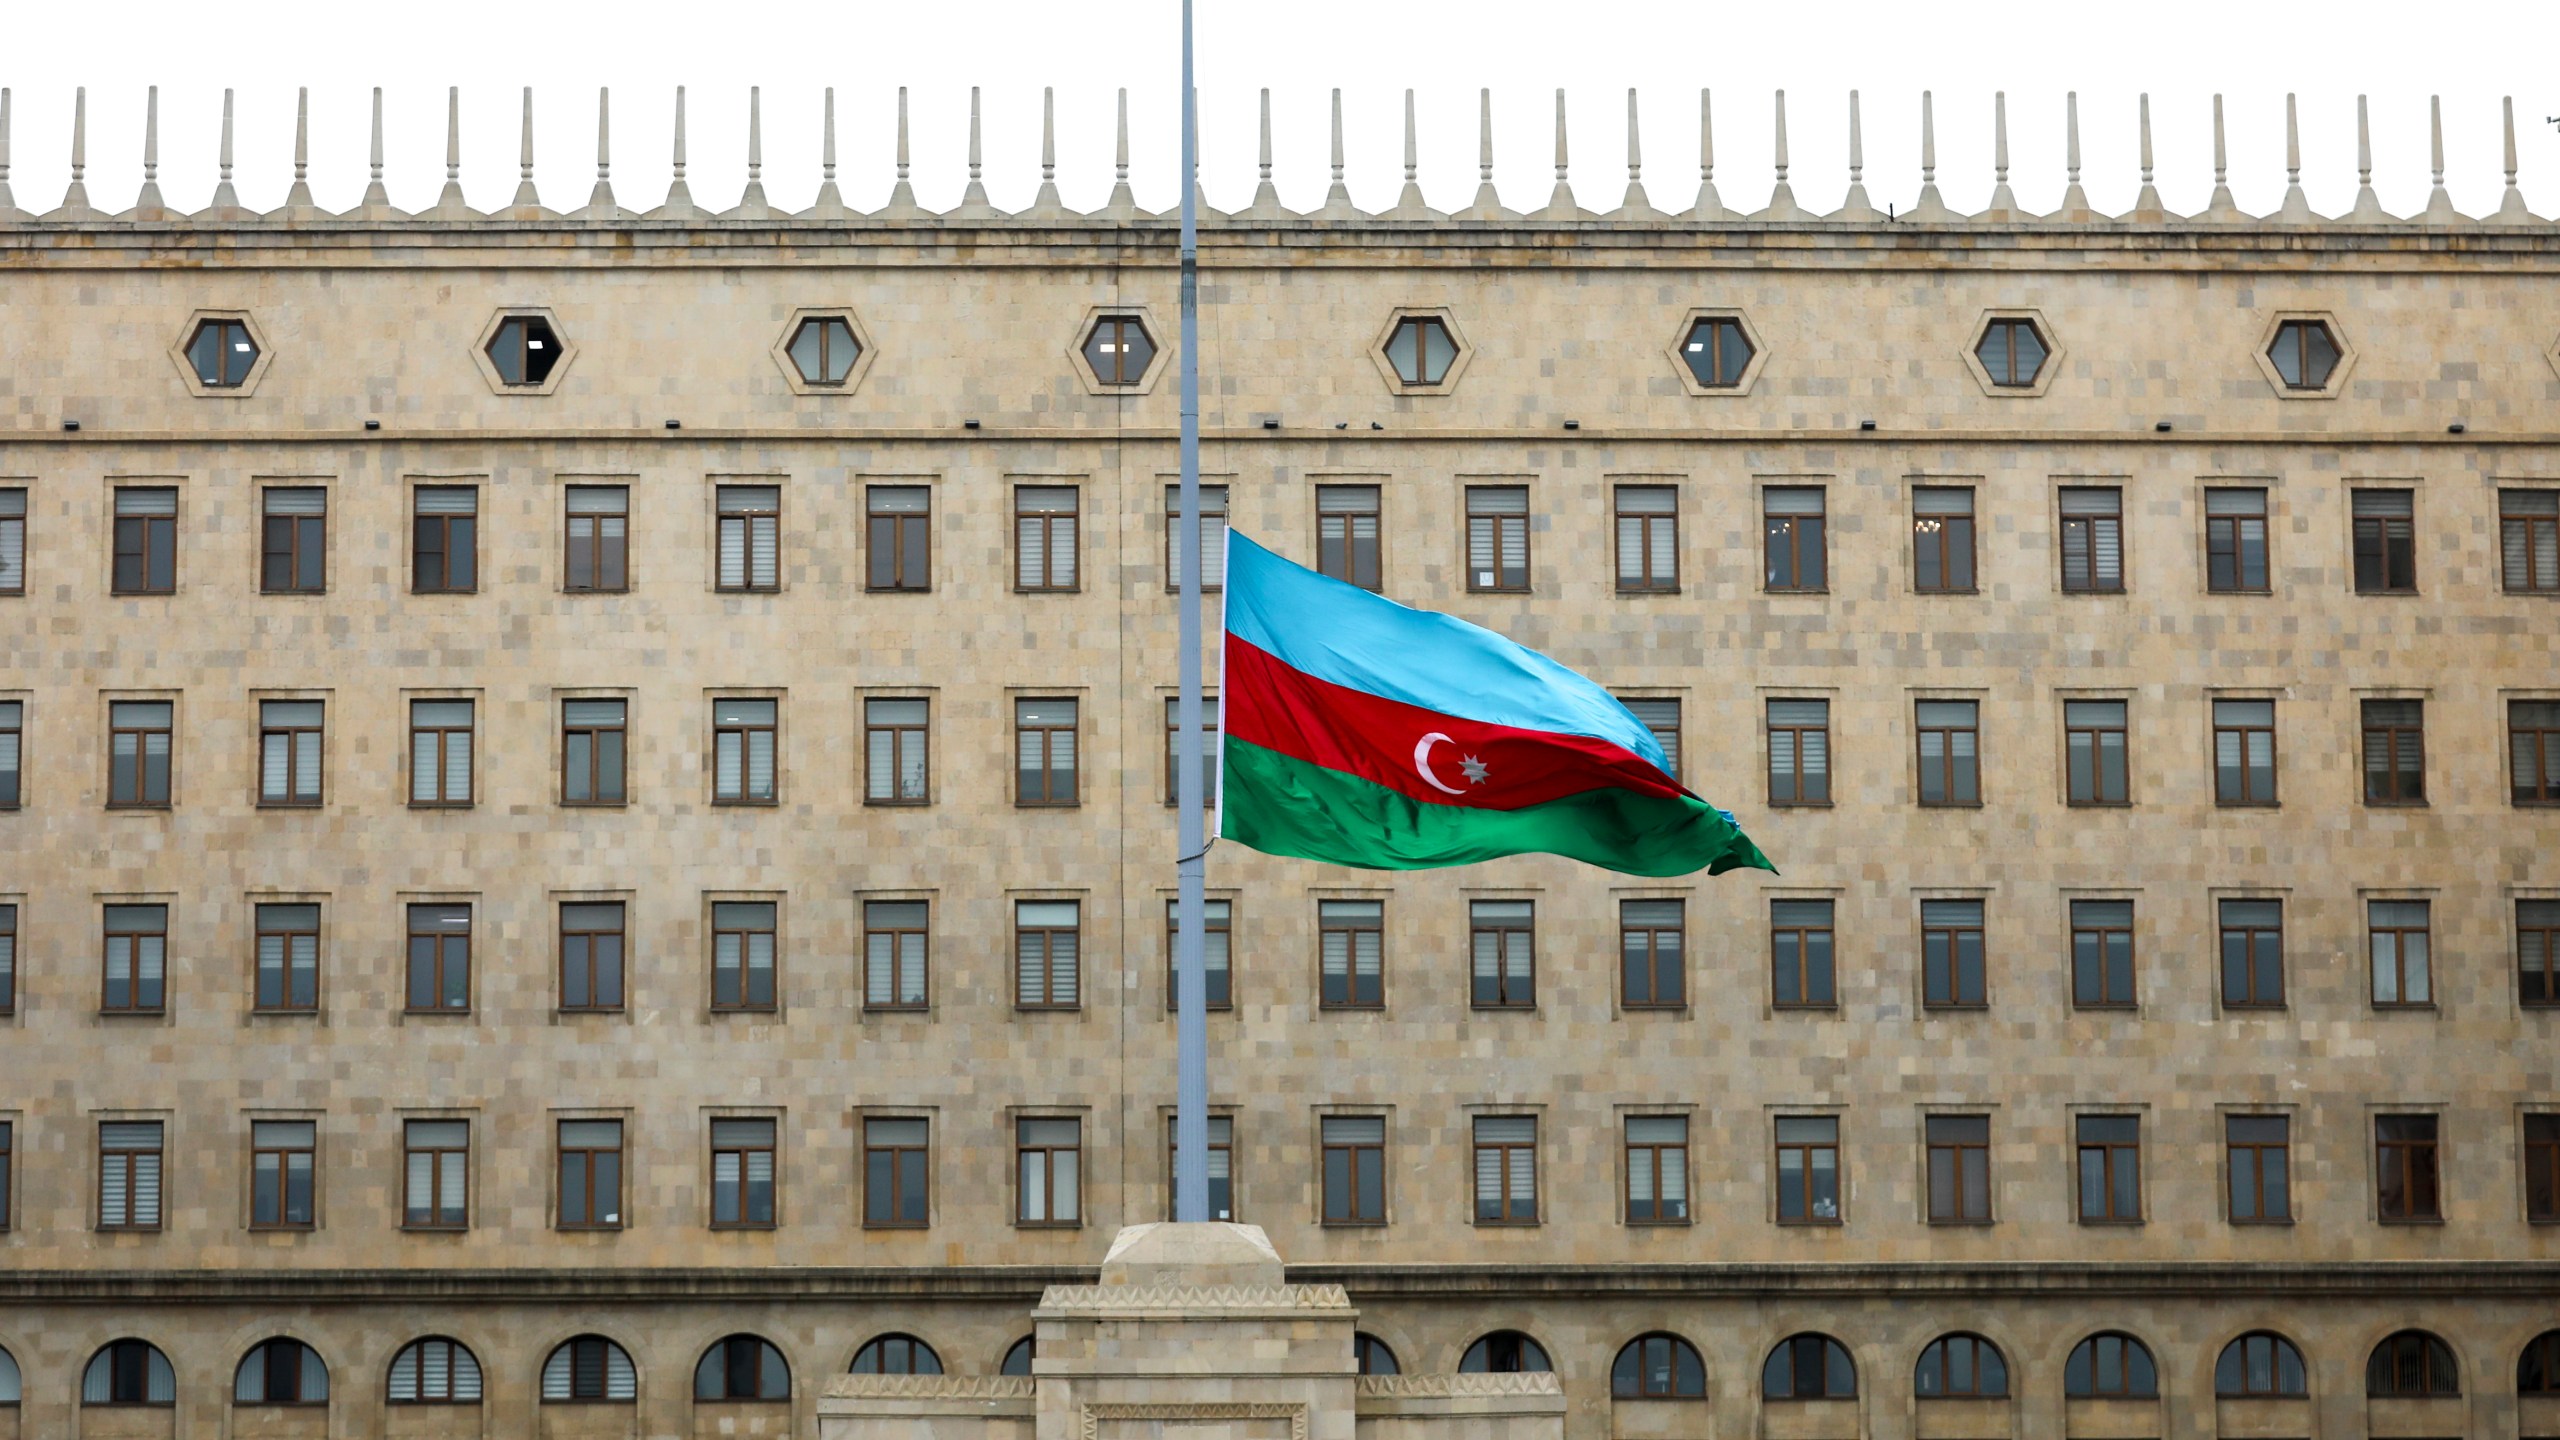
[[1223, 635, 1689, 812]]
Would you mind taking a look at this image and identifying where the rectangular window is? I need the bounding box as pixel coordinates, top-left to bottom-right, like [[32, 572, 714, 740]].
[[711, 901, 777, 1012], [1925, 1114, 1991, 1223], [713, 698, 777, 804], [1465, 485, 1531, 592], [102, 903, 168, 1013], [1164, 696, 1221, 807], [2369, 899, 2432, 1007], [2064, 700, 2129, 806], [1165, 898, 1232, 1010], [1614, 485, 1678, 591], [250, 1119, 316, 1229], [1620, 900, 1686, 1009], [2212, 699, 2278, 805], [1321, 1115, 1386, 1224], [563, 485, 629, 593], [556, 1119, 624, 1229], [865, 698, 929, 805], [558, 902, 626, 1013], [2219, 899, 2285, 1009], [1912, 487, 1976, 593], [2352, 489, 2417, 594], [1775, 1116, 1841, 1224], [1472, 1116, 1538, 1224], [260, 487, 327, 594], [1317, 485, 1382, 590], [1014, 486, 1080, 592], [0, 903, 15, 1014], [1915, 700, 1980, 806], [406, 904, 472, 1013], [2505, 490, 2560, 593], [2227, 1115, 2291, 1223], [1767, 699, 1830, 806], [108, 700, 174, 807], [1625, 1116, 1689, 1224], [867, 486, 931, 591], [864, 900, 929, 1011], [710, 1118, 776, 1228], [0, 487, 23, 596], [863, 1117, 930, 1227], [0, 1120, 13, 1229], [403, 1119, 469, 1229], [411, 486, 477, 594], [1016, 900, 1081, 1009], [2206, 487, 2270, 593], [1619, 698, 1681, 780], [112, 487, 179, 595], [2376, 1114, 2441, 1222], [1772, 899, 1837, 1008], [1921, 899, 1986, 1008], [2527, 1115, 2560, 1224], [1470, 900, 1535, 1009], [2361, 700, 2425, 805], [258, 699, 324, 807], [99, 1120, 165, 1230], [1763, 486, 1827, 592], [253, 902, 321, 1012], [0, 699, 19, 809], [1015, 697, 1078, 806], [1320, 899, 1384, 1009], [2514, 701, 2560, 806], [561, 699, 627, 805], [2059, 487, 2125, 593], [2069, 900, 2136, 1009], [1163, 484, 1229, 592], [409, 700, 475, 807], [1166, 1113, 1235, 1221], [1016, 1116, 1081, 1225], [716, 485, 781, 592], [2075, 1115, 2142, 1222], [2523, 900, 2560, 1009]]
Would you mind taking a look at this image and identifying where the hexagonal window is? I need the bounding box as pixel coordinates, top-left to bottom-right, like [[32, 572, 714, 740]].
[[186, 319, 260, 388], [1382, 316, 1459, 387], [1975, 318, 2049, 388], [1680, 316, 1754, 389], [2267, 319, 2341, 391], [786, 317, 863, 387], [487, 315, 564, 388], [1082, 315, 1157, 387]]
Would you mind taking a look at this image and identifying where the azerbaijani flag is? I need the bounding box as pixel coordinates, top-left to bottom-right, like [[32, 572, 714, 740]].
[[1217, 531, 1773, 878]]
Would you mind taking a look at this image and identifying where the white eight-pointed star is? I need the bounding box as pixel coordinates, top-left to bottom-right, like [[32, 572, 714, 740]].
[[1458, 755, 1491, 786]]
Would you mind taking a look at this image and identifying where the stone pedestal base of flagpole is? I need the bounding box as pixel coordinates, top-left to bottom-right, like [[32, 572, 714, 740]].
[[818, 1224, 1563, 1440]]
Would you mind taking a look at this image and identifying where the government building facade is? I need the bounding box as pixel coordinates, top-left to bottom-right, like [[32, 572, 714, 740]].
[[0, 84, 2556, 1440]]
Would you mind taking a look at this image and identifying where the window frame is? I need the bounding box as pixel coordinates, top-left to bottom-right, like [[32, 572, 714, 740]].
[[0, 902, 15, 1015], [2058, 487, 2126, 595], [1773, 1115, 1843, 1225], [1014, 696, 1080, 808], [2359, 699, 2426, 806], [2074, 1114, 2144, 1224], [2503, 489, 2560, 594], [1463, 485, 1532, 594], [1163, 694, 1222, 809], [710, 900, 780, 1013], [97, 1120, 166, 1232], [2524, 1113, 2560, 1225], [1910, 486, 1977, 595], [1014, 899, 1082, 1011], [1013, 486, 1081, 594], [2375, 1112, 2443, 1223], [864, 697, 930, 806], [863, 1114, 932, 1228], [787, 315, 863, 387], [1318, 899, 1386, 1011], [256, 699, 326, 809], [2523, 898, 2560, 1009], [1163, 897, 1233, 1011], [1612, 485, 1680, 593], [1923, 1114, 1992, 1225], [2205, 486, 2272, 594], [0, 699, 20, 813], [562, 484, 630, 595], [1163, 1112, 1236, 1222], [404, 903, 473, 1015], [0, 486, 23, 599], [1766, 698, 1831, 808], [2068, 898, 2137, 1010], [556, 901, 627, 1015], [247, 1118, 318, 1231], [1162, 483, 1229, 595], [1770, 899, 1838, 1010], [1082, 314, 1158, 387], [866, 485, 932, 593], [1919, 898, 1987, 1010], [559, 699, 629, 808], [407, 699, 476, 809], [2210, 697, 2279, 807], [1316, 484, 1383, 591], [1975, 317, 2049, 388], [409, 487, 479, 596], [2513, 700, 2560, 808], [862, 899, 931, 1013], [401, 1118, 471, 1231], [1762, 486, 1828, 594], [714, 484, 784, 595], [554, 1118, 626, 1231], [107, 699, 175, 809], [1915, 1333, 2009, 1398], [101, 903, 169, 1015], [2351, 488, 2418, 595], [1320, 1114, 1388, 1226], [1914, 699, 1981, 807], [2266, 318, 2342, 391], [110, 488, 180, 597], [258, 486, 327, 595], [2225, 1113, 2293, 1225], [1014, 1115, 1084, 1228], [251, 901, 322, 1013], [708, 1116, 778, 1231], [1618, 899, 1686, 1011], [2063, 699, 2130, 807], [1468, 899, 1537, 1010], [2217, 897, 2287, 1011], [2367, 899, 2434, 1010], [1471, 1115, 1540, 1226], [1623, 1114, 1690, 1226], [711, 697, 779, 806]]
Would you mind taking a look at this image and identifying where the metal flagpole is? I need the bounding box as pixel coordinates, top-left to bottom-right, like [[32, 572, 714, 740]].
[[1171, 0, 1211, 1225]]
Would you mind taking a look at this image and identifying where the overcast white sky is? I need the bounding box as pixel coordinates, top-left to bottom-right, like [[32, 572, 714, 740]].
[[6, 0, 2554, 221]]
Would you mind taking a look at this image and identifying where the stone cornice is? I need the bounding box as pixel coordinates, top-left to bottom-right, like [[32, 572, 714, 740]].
[[1034, 1282, 1353, 1315], [824, 1375, 1037, 1400], [1355, 1374, 1566, 1398], [1, 428, 2553, 451]]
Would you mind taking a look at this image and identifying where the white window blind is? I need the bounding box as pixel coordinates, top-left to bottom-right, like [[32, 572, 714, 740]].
[[2352, 489, 2413, 518], [263, 487, 326, 516], [412, 486, 477, 516], [114, 487, 179, 517]]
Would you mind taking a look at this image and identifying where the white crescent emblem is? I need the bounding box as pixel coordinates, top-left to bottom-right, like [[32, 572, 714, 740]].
[[1413, 733, 1469, 796]]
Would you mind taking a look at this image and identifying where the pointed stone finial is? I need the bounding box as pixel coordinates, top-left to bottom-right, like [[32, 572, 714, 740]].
[[1833, 88, 1876, 220], [1612, 87, 1660, 218], [875, 85, 921, 216], [51, 85, 91, 218], [131, 85, 165, 218], [724, 85, 773, 218], [651, 84, 700, 218], [948, 86, 995, 218], [1390, 89, 1440, 219], [2199, 92, 2242, 221], [1102, 86, 1138, 219], [1757, 88, 1801, 220], [1318, 87, 1356, 219], [2493, 96, 2536, 223], [1024, 85, 1067, 218], [2122, 93, 2168, 221], [1907, 89, 1951, 221], [1534, 87, 1583, 219], [1687, 88, 1723, 222], [430, 86, 471, 218], [1240, 86, 1285, 219], [574, 87, 619, 219], [509, 85, 546, 213], [280, 86, 318, 215], [2419, 94, 2462, 224], [2051, 90, 2091, 218], [0, 87, 16, 220], [2345, 95, 2389, 221], [807, 86, 847, 219], [2271, 93, 2314, 222], [1464, 87, 1514, 220], [365, 87, 390, 204], [1979, 90, 2018, 219]]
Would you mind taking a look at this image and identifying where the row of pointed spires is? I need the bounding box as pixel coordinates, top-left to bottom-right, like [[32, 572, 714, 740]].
[[0, 85, 2544, 226]]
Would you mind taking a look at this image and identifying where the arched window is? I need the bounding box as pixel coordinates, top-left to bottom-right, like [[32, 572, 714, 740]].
[[1001, 1338, 1037, 1377], [235, 1339, 328, 1404], [2519, 1331, 2560, 1394], [2064, 1332, 2157, 1398], [388, 1337, 482, 1404], [851, 1335, 943, 1376], [1458, 1331, 1550, 1374], [0, 1344, 20, 1404], [1914, 1334, 2007, 1398], [542, 1336, 637, 1402], [82, 1339, 176, 1406], [2215, 1332, 2307, 1398], [1612, 1333, 1706, 1398], [2367, 1331, 2458, 1398], [695, 1335, 790, 1401], [1354, 1334, 1400, 1377], [1762, 1334, 1856, 1400]]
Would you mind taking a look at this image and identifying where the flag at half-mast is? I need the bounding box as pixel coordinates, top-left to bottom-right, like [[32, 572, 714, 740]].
[[1216, 531, 1773, 878]]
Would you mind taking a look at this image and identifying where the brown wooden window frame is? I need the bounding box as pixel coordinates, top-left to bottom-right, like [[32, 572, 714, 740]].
[[259, 487, 327, 595], [714, 485, 782, 594], [862, 899, 930, 1012], [556, 901, 627, 1014], [1619, 899, 1685, 1010], [1915, 700, 1981, 807], [1920, 899, 1986, 1009], [97, 1120, 166, 1232], [2226, 1113, 2292, 1224], [1762, 487, 1827, 594], [1316, 484, 1382, 591], [1619, 697, 1682, 782], [2068, 899, 2137, 1009], [710, 900, 778, 1013], [410, 487, 478, 596], [101, 903, 168, 1014], [864, 697, 930, 806], [2218, 898, 2286, 1010], [1924, 1114, 1992, 1224], [405, 903, 472, 1014], [1014, 900, 1082, 1011], [1468, 899, 1536, 1010], [2064, 699, 2130, 807], [867, 485, 931, 592], [111, 488, 179, 596], [559, 699, 628, 807], [0, 698, 20, 811], [0, 902, 16, 1015], [2206, 487, 2272, 594], [2525, 1113, 2560, 1224], [248, 1118, 318, 1230], [1015, 697, 1079, 807], [2368, 899, 2433, 1009], [1911, 486, 1977, 595], [1320, 1114, 1387, 1226], [1680, 315, 1753, 389], [863, 1115, 931, 1228], [408, 700, 475, 809], [0, 486, 27, 598], [2375, 1113, 2442, 1222], [1915, 1334, 2010, 1398], [1623, 1115, 1689, 1225], [2352, 489, 2418, 595], [1613, 485, 1679, 593], [257, 699, 325, 808], [2514, 701, 2560, 807], [2522, 899, 2560, 1009], [1014, 1115, 1083, 1228], [107, 699, 174, 809], [2359, 699, 2426, 806], [1082, 315, 1156, 386], [2268, 319, 2340, 390], [1771, 900, 1837, 1009], [1766, 699, 1830, 807], [402, 1118, 470, 1231], [708, 1116, 777, 1230], [787, 315, 863, 386], [2503, 490, 2560, 594], [1013, 486, 1080, 594], [1319, 899, 1385, 1010], [1774, 1115, 1842, 1225], [0, 1117, 12, 1231], [1976, 317, 2048, 387], [1464, 486, 1531, 594], [2058, 487, 2125, 594], [562, 485, 629, 594], [2211, 699, 2279, 806], [2074, 1114, 2143, 1224], [554, 1118, 625, 1230], [711, 698, 778, 806], [252, 901, 322, 1013], [1471, 1115, 1539, 1226]]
